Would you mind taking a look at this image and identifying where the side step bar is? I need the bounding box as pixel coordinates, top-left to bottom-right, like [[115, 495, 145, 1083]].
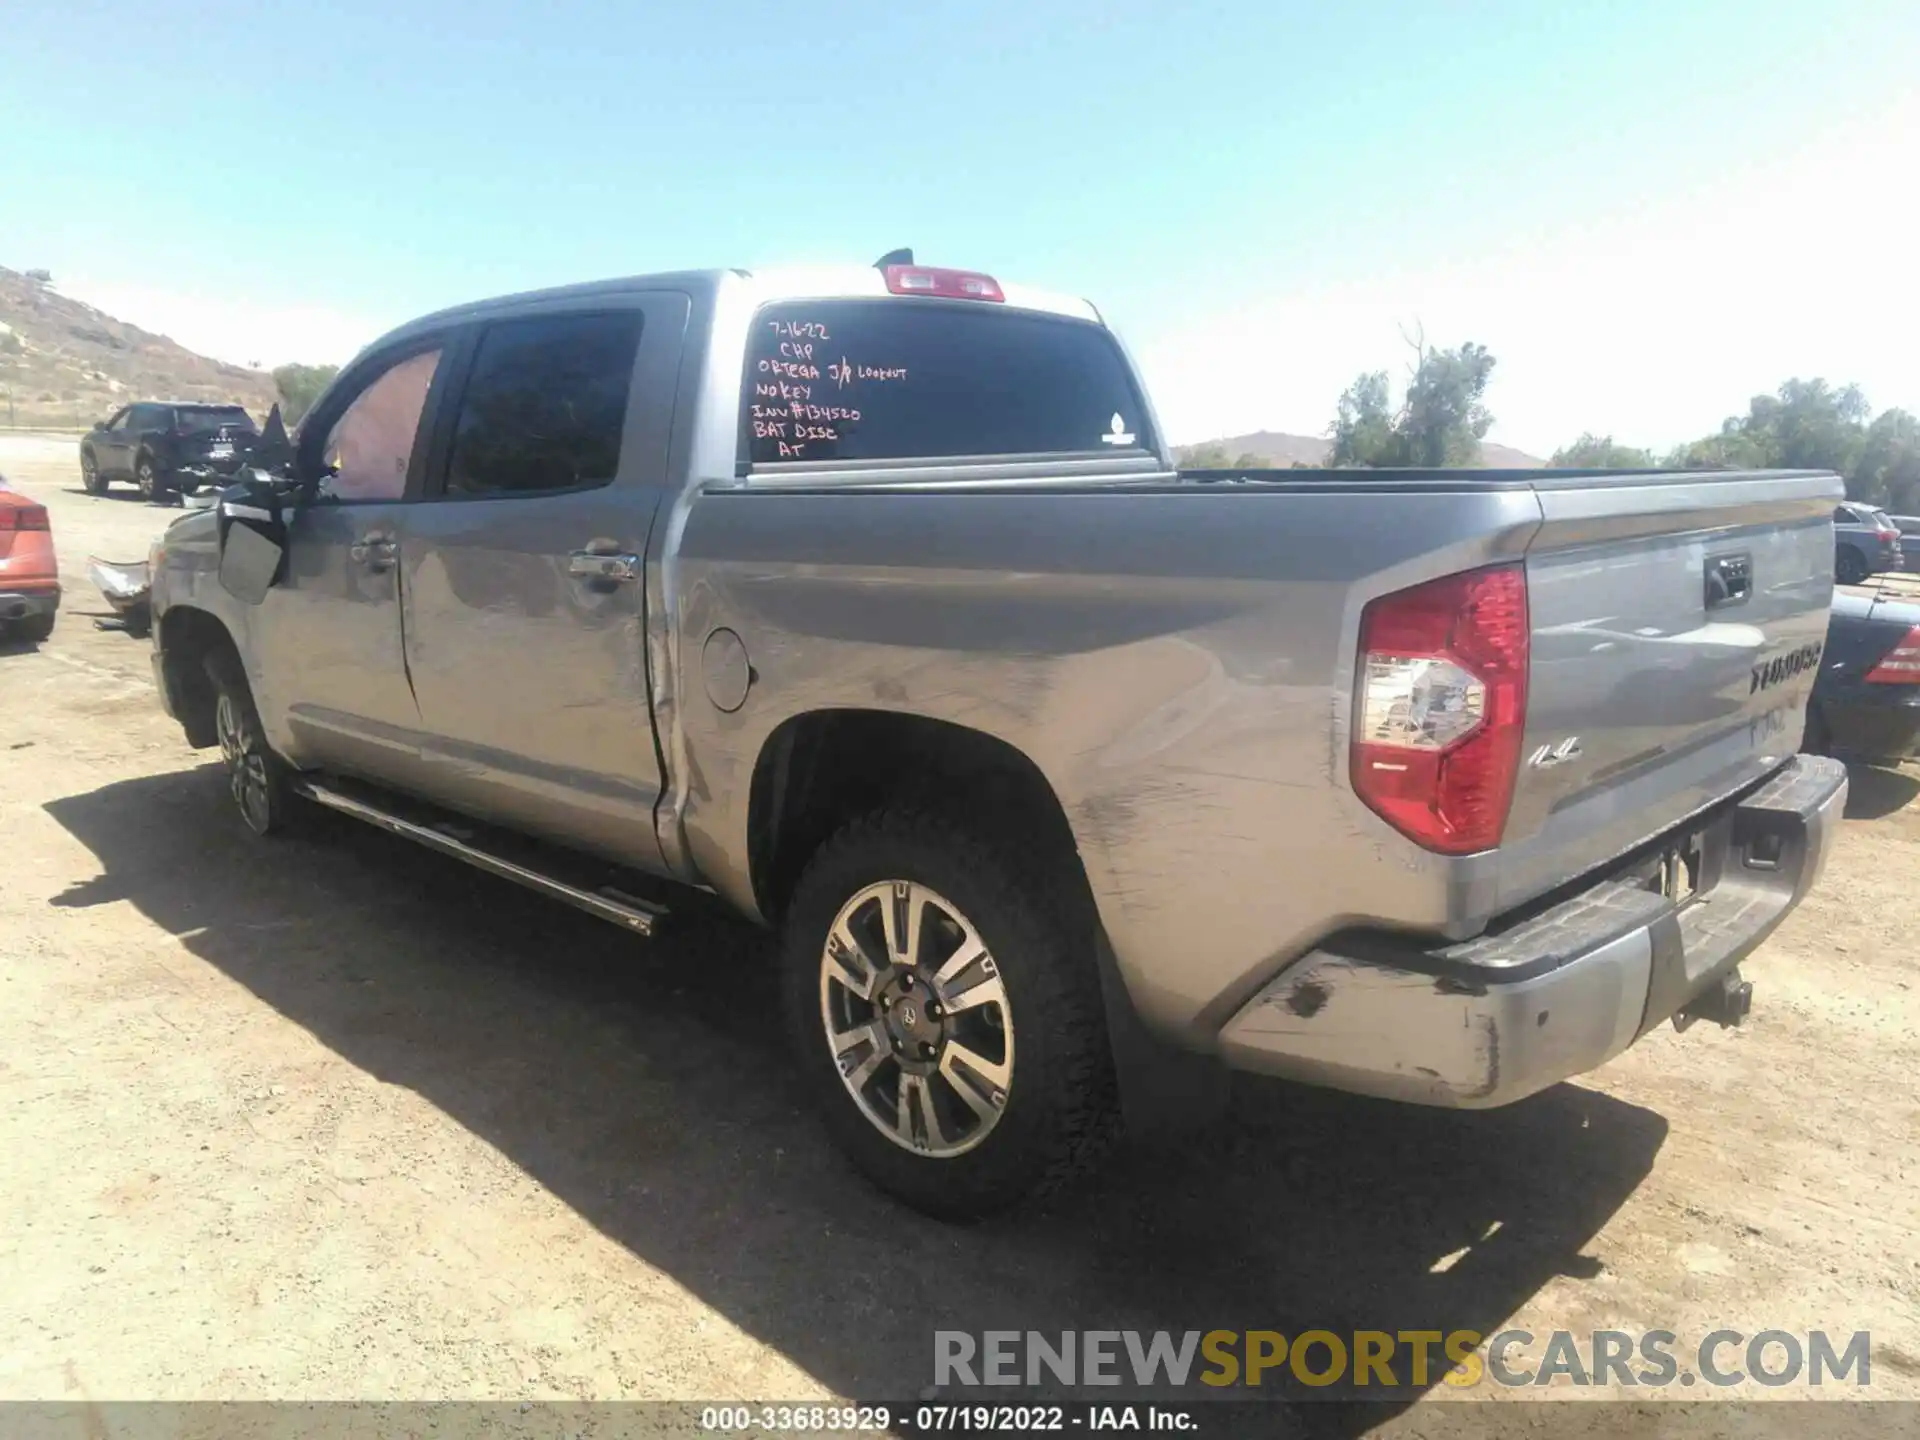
[[291, 778, 671, 937]]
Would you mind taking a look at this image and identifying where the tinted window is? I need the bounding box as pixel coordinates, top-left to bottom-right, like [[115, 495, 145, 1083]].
[[177, 405, 256, 434], [323, 348, 442, 502], [131, 404, 169, 429], [1834, 507, 1858, 523], [740, 300, 1153, 467], [445, 312, 642, 497]]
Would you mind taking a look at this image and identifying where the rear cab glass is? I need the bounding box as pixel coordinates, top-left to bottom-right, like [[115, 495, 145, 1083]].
[[739, 299, 1154, 470], [176, 405, 256, 434]]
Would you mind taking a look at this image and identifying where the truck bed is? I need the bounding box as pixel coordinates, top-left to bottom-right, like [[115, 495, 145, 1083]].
[[675, 463, 1841, 1041]]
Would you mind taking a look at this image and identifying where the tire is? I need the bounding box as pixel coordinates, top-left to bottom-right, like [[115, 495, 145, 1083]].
[[10, 612, 54, 645], [1836, 547, 1869, 586], [204, 649, 296, 837], [135, 454, 159, 501], [80, 449, 106, 495], [780, 808, 1118, 1219]]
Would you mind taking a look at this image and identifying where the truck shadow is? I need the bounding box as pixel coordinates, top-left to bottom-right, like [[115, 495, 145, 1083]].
[[1839, 760, 1919, 820], [45, 766, 1668, 1426]]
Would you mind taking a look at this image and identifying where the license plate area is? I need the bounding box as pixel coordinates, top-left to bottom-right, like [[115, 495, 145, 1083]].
[[1625, 830, 1705, 904], [208, 443, 234, 459]]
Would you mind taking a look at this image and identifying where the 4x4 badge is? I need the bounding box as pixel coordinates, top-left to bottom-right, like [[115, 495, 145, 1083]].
[[1527, 736, 1584, 769]]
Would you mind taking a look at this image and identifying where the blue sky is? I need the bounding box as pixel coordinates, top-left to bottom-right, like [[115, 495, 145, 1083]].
[[3, 0, 1916, 452]]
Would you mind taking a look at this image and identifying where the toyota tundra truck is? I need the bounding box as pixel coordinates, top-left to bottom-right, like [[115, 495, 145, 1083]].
[[144, 257, 1849, 1216]]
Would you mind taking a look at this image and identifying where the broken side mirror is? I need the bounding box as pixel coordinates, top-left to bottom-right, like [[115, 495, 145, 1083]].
[[214, 405, 306, 603], [215, 470, 296, 605]]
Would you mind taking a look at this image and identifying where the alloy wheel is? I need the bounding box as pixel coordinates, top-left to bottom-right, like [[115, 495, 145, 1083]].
[[819, 880, 1014, 1158], [215, 691, 274, 835]]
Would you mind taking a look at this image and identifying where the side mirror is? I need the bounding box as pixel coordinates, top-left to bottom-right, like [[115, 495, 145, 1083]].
[[215, 470, 299, 605]]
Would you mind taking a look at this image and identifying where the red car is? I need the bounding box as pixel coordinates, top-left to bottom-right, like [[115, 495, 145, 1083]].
[[0, 477, 59, 644]]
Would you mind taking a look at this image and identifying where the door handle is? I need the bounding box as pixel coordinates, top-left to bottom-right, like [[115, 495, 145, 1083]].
[[1704, 552, 1751, 610], [568, 551, 640, 584], [350, 536, 398, 572]]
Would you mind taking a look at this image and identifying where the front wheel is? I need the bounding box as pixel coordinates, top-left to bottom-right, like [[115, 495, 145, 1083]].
[[780, 808, 1117, 1218], [205, 651, 296, 837], [80, 450, 106, 495]]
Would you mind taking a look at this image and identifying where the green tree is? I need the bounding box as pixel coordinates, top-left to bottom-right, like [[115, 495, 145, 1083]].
[[1666, 378, 1870, 476], [1176, 443, 1267, 469], [1330, 372, 1398, 467], [1329, 338, 1496, 467], [1549, 434, 1654, 468], [271, 362, 341, 426], [1663, 429, 1773, 470], [1851, 409, 1920, 511]]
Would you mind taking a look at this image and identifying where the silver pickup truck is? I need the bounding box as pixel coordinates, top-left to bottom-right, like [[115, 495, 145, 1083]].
[[147, 259, 1848, 1216]]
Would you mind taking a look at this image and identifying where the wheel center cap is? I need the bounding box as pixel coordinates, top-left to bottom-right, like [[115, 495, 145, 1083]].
[[884, 975, 942, 1046]]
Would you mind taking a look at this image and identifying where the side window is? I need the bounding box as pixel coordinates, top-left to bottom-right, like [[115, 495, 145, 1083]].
[[444, 312, 642, 497], [131, 404, 168, 430], [106, 408, 131, 431], [1833, 507, 1855, 524], [321, 349, 442, 502]]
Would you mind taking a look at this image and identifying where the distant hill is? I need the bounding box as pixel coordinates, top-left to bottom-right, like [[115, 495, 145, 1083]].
[[1182, 429, 1545, 468], [0, 266, 276, 429]]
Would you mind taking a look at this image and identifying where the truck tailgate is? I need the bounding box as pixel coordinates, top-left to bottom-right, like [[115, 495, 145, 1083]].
[[1498, 470, 1838, 912]]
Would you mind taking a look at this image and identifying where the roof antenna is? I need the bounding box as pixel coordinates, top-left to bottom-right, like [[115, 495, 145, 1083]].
[[874, 248, 913, 268]]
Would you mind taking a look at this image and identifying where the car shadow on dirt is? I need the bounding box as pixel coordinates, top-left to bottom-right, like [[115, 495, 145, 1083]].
[[46, 765, 1669, 1425], [1840, 761, 1920, 820]]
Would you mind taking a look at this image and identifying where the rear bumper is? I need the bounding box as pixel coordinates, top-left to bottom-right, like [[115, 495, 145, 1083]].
[[1218, 753, 1848, 1106], [0, 587, 59, 621]]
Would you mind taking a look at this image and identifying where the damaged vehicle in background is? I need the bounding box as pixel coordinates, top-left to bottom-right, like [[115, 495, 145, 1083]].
[[79, 402, 259, 503], [86, 554, 154, 637], [143, 257, 1850, 1217]]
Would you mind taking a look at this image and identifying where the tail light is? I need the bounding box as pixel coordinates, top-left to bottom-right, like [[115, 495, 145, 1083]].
[[1865, 625, 1920, 683], [0, 504, 49, 531], [883, 265, 1005, 302], [1352, 564, 1530, 855]]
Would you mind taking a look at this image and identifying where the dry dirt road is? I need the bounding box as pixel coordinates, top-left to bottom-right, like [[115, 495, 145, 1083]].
[[2, 435, 1918, 1430]]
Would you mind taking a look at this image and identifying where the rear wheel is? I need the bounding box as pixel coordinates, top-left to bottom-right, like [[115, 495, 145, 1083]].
[[780, 808, 1117, 1218], [80, 450, 106, 495], [205, 650, 295, 837], [1837, 547, 1869, 585], [135, 455, 159, 501]]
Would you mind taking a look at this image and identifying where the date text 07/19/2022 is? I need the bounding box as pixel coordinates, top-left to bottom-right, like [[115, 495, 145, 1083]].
[[699, 1404, 1195, 1433]]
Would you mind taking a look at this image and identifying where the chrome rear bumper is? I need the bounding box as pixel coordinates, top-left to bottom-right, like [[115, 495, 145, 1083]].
[[1218, 754, 1848, 1106]]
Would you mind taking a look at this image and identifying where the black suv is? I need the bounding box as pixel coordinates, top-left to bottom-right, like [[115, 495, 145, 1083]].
[[79, 402, 259, 502]]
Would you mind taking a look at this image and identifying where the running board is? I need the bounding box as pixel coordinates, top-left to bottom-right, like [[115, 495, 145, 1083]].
[[290, 778, 670, 937]]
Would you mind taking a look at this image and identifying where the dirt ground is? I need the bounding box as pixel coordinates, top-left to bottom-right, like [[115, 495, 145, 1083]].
[[3, 434, 1918, 1426]]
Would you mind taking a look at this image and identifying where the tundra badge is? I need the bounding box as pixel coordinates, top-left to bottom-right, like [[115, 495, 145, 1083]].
[[1751, 641, 1823, 695]]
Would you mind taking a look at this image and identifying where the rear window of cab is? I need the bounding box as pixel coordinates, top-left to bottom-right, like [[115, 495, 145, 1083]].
[[739, 300, 1155, 469]]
